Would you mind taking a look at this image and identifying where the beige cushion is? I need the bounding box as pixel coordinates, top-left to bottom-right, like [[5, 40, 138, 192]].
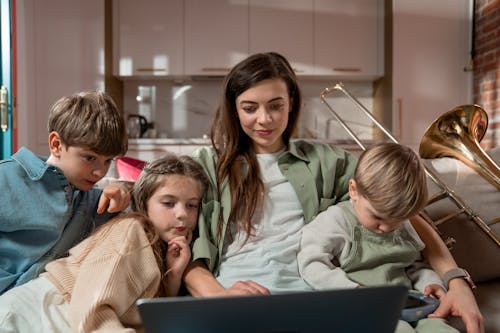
[[422, 148, 500, 282]]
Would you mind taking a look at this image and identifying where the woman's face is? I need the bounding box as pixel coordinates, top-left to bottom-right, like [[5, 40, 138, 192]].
[[235, 79, 291, 154]]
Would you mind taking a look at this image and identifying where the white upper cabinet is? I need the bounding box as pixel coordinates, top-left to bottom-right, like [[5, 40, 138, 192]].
[[184, 0, 249, 76], [113, 0, 183, 77], [314, 0, 384, 77], [249, 0, 315, 75], [112, 0, 383, 78]]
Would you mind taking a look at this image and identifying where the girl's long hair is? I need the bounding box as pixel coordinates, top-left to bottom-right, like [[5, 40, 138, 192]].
[[210, 52, 302, 240]]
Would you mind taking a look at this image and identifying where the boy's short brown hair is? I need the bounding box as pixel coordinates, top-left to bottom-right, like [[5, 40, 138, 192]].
[[353, 142, 428, 220], [48, 90, 128, 156]]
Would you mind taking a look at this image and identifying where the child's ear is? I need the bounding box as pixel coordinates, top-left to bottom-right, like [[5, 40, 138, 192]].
[[48, 131, 63, 157], [348, 179, 359, 200]]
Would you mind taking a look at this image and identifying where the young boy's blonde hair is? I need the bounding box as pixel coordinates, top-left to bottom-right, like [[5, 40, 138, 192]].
[[47, 90, 128, 156], [353, 142, 428, 220]]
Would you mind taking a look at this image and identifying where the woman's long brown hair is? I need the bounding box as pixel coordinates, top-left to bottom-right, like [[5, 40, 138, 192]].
[[210, 52, 302, 241]]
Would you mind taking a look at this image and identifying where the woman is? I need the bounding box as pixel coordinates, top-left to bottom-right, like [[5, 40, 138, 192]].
[[185, 52, 483, 333]]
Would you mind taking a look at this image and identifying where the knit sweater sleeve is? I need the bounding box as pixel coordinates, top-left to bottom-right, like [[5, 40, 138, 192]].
[[297, 204, 359, 289], [68, 220, 162, 333]]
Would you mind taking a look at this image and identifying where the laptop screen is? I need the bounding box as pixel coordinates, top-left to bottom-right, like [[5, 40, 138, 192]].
[[137, 285, 407, 333]]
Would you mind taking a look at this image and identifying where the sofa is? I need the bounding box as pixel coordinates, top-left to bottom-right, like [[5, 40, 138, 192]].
[[422, 148, 500, 332]]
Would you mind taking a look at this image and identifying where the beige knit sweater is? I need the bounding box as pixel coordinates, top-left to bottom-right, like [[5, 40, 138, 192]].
[[41, 217, 163, 333]]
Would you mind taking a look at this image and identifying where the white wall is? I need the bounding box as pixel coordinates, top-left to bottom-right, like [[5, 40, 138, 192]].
[[393, 0, 473, 150], [16, 0, 104, 155]]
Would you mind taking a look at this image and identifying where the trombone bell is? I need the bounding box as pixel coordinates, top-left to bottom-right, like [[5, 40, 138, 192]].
[[419, 105, 500, 190]]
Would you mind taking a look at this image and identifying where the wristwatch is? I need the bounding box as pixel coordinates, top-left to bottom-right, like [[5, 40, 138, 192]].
[[443, 268, 476, 290]]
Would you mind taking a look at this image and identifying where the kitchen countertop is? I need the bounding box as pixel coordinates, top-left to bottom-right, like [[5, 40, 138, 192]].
[[129, 137, 366, 146], [128, 138, 211, 145], [128, 138, 365, 156]]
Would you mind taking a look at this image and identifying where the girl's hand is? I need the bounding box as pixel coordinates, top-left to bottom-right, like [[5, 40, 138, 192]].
[[166, 234, 192, 277]]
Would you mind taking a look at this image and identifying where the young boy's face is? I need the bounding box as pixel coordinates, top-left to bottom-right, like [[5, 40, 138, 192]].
[[349, 179, 403, 234], [56, 146, 114, 191], [146, 174, 201, 244], [46, 132, 114, 191]]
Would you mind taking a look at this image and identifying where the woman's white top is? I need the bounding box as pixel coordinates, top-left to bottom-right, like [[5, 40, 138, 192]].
[[216, 150, 312, 293]]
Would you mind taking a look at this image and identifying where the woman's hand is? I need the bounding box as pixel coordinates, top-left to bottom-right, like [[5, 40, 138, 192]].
[[183, 260, 270, 297], [223, 280, 270, 296], [409, 215, 484, 332], [428, 279, 484, 333]]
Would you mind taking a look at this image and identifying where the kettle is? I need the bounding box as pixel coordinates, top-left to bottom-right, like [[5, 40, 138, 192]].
[[127, 114, 149, 138]]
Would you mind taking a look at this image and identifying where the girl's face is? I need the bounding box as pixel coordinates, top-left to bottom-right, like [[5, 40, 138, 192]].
[[349, 180, 402, 234], [146, 174, 202, 243], [235, 78, 291, 154]]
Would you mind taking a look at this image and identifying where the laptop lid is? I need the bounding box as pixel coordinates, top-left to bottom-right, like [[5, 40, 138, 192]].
[[137, 285, 407, 333]]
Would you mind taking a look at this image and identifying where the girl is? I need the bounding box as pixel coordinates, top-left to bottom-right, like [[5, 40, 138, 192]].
[[0, 154, 208, 332], [184, 52, 483, 332]]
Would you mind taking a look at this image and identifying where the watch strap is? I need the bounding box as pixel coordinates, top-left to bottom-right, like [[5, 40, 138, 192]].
[[443, 268, 476, 290]]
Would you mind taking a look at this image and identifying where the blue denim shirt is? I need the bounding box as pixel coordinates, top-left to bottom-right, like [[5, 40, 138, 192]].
[[0, 147, 115, 294]]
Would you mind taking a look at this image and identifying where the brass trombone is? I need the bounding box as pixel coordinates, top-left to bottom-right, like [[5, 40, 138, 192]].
[[320, 82, 500, 248]]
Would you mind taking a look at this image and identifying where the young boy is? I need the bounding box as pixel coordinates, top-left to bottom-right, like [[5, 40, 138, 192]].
[[297, 142, 458, 333], [0, 90, 130, 295]]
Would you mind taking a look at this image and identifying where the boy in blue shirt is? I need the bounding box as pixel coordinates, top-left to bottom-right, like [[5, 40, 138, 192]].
[[0, 90, 131, 294]]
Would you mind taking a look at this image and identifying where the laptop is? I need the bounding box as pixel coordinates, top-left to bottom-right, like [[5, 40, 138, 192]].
[[137, 285, 407, 333]]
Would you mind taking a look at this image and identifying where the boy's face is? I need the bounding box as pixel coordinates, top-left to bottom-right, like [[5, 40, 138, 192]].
[[46, 132, 114, 191], [349, 179, 403, 234], [146, 174, 201, 244]]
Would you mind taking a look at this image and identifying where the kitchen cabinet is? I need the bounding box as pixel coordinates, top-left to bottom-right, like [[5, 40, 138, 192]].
[[314, 0, 384, 77], [249, 0, 314, 75], [113, 0, 183, 77], [393, 0, 472, 149], [184, 0, 249, 76], [16, 0, 104, 155], [111, 0, 383, 78]]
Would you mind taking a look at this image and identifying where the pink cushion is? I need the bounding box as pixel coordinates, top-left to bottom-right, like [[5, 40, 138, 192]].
[[116, 157, 146, 181]]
